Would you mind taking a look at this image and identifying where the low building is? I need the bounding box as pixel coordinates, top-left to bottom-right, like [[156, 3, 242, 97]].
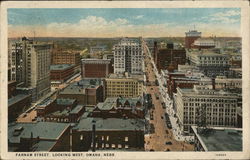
[[90, 45, 107, 54], [51, 50, 81, 73], [50, 64, 75, 86], [175, 85, 240, 134], [58, 79, 104, 105], [191, 126, 242, 151], [72, 117, 145, 151], [192, 38, 218, 49], [104, 73, 145, 98], [187, 49, 230, 78], [81, 59, 112, 78], [8, 94, 32, 122], [215, 76, 242, 89], [8, 122, 70, 151], [92, 97, 145, 119]]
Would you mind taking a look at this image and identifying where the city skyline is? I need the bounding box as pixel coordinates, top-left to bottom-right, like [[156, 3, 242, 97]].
[[8, 8, 241, 38]]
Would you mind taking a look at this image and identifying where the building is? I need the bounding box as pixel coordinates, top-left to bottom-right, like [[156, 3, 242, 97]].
[[185, 30, 202, 49], [10, 37, 52, 101], [92, 97, 145, 119], [81, 59, 112, 78], [215, 76, 242, 89], [187, 49, 230, 78], [104, 73, 145, 98], [166, 71, 211, 99], [58, 79, 104, 105], [51, 50, 81, 73], [175, 85, 240, 134], [192, 38, 217, 49], [191, 126, 242, 151], [72, 117, 145, 151], [153, 42, 186, 72], [8, 40, 16, 81], [8, 122, 70, 151], [50, 64, 75, 85], [90, 45, 107, 54], [113, 38, 144, 74], [8, 94, 32, 122]]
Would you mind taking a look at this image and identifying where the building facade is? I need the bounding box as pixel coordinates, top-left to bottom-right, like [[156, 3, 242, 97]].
[[175, 85, 239, 134], [10, 37, 52, 101], [104, 73, 145, 98], [50, 64, 75, 84], [113, 38, 144, 74], [81, 59, 112, 78], [185, 30, 202, 49], [187, 50, 230, 78]]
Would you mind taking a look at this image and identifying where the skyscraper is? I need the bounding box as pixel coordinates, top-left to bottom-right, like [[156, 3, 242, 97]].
[[10, 37, 52, 101], [113, 38, 144, 75], [185, 30, 202, 49]]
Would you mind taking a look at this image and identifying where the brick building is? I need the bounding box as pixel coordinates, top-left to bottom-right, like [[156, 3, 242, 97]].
[[185, 30, 201, 49], [58, 79, 104, 105], [153, 42, 186, 72], [8, 122, 70, 151], [92, 97, 145, 119], [50, 64, 75, 85], [81, 59, 112, 78], [72, 117, 145, 151], [51, 50, 81, 73]]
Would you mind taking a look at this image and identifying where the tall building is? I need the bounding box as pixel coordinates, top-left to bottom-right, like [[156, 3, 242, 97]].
[[185, 30, 202, 49], [104, 73, 145, 98], [113, 38, 144, 74], [175, 85, 240, 134], [10, 37, 52, 101], [153, 42, 186, 72], [81, 59, 112, 78]]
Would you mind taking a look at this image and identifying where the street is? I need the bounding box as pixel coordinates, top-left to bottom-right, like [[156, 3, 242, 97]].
[[143, 44, 194, 151]]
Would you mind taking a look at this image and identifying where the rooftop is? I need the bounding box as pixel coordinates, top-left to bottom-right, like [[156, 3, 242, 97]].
[[70, 105, 84, 114], [60, 79, 102, 95], [56, 98, 76, 105], [32, 140, 56, 151], [108, 73, 144, 81], [74, 117, 145, 131], [192, 126, 242, 151], [8, 122, 70, 143], [8, 94, 31, 106], [50, 64, 75, 71]]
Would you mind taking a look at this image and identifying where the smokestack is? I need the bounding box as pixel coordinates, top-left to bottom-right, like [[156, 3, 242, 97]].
[[92, 120, 96, 152]]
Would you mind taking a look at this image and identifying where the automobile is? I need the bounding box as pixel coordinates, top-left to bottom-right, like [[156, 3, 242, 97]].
[[165, 141, 172, 145], [149, 149, 155, 152], [151, 88, 153, 90], [161, 116, 164, 119]]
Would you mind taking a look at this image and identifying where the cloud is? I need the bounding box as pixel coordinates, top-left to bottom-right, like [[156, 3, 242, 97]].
[[134, 15, 144, 19], [8, 15, 240, 38], [201, 10, 240, 24]]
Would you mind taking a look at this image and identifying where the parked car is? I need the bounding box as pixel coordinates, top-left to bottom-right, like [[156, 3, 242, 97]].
[[165, 141, 172, 145]]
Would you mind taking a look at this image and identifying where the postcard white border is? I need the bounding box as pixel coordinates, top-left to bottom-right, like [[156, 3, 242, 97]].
[[1, 1, 249, 160]]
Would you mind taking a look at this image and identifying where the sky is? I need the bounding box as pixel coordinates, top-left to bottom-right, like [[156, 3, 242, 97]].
[[8, 8, 241, 38]]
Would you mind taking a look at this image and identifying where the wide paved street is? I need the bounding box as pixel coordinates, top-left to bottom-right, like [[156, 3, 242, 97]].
[[144, 48, 194, 151]]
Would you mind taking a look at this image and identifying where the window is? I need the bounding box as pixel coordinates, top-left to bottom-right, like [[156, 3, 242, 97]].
[[80, 135, 83, 140], [125, 137, 128, 142], [106, 136, 109, 141]]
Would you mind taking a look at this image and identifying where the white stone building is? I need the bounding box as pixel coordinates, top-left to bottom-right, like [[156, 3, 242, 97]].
[[175, 84, 239, 134], [113, 38, 144, 75]]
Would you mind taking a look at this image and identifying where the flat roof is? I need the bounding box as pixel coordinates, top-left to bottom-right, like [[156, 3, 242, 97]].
[[8, 122, 70, 143], [32, 140, 56, 151], [192, 126, 242, 151], [70, 105, 84, 114], [50, 64, 75, 71], [56, 98, 76, 105], [60, 79, 102, 95], [8, 94, 31, 106], [75, 117, 145, 131]]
